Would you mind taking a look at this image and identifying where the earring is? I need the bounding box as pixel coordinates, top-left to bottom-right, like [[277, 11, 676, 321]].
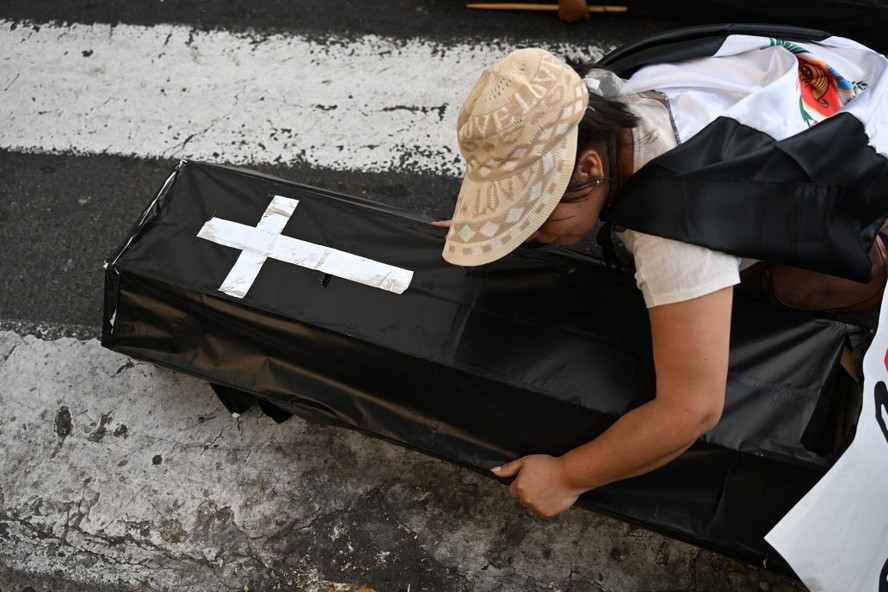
[[593, 179, 602, 187]]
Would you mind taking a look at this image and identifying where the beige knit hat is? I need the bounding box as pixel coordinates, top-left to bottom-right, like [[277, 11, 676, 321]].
[[443, 48, 589, 266]]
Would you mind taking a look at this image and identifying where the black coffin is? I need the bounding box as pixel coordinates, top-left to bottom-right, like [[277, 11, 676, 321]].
[[102, 161, 859, 569]]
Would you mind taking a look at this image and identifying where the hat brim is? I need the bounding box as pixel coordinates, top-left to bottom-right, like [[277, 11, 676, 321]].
[[443, 127, 579, 266]]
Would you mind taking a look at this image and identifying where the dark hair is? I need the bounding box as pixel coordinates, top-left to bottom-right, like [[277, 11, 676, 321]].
[[562, 61, 641, 270], [561, 62, 640, 206]]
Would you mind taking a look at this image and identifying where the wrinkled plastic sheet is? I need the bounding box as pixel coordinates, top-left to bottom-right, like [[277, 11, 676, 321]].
[[103, 161, 859, 569]]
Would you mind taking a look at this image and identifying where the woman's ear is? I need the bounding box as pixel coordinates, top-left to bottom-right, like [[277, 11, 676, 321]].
[[575, 147, 606, 182]]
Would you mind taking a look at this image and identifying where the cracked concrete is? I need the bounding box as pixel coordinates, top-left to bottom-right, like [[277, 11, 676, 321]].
[[0, 330, 807, 591]]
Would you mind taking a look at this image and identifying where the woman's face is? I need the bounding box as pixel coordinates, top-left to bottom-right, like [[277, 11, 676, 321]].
[[524, 194, 602, 247], [523, 148, 608, 247]]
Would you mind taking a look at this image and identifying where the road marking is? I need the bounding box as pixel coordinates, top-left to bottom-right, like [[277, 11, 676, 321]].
[[197, 195, 414, 296], [0, 20, 609, 177]]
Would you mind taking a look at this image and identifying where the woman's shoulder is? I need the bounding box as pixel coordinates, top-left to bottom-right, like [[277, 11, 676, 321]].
[[616, 229, 742, 308], [622, 94, 680, 170]]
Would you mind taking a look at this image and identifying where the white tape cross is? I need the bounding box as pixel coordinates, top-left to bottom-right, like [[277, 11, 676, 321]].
[[197, 195, 413, 298]]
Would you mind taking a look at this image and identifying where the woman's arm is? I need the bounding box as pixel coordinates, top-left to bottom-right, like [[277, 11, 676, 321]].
[[493, 286, 734, 518]]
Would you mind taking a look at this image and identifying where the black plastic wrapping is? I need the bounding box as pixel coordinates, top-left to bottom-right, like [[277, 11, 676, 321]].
[[624, 1, 888, 54], [103, 161, 859, 569]]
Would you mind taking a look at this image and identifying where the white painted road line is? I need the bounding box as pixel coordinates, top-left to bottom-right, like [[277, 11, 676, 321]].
[[0, 21, 610, 177]]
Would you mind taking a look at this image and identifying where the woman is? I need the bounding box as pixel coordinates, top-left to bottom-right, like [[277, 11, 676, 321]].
[[434, 34, 888, 518]]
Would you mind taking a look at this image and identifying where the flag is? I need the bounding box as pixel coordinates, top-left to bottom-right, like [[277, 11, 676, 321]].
[[603, 26, 888, 282]]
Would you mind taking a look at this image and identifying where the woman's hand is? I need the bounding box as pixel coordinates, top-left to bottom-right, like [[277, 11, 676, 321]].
[[431, 219, 452, 228], [492, 454, 583, 519], [492, 288, 734, 520], [558, 0, 589, 23]]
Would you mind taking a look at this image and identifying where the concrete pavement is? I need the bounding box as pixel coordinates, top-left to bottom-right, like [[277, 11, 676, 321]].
[[0, 330, 806, 591]]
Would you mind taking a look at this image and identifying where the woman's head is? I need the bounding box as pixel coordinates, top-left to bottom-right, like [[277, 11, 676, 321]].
[[443, 50, 638, 266], [571, 91, 639, 194], [442, 48, 588, 266]]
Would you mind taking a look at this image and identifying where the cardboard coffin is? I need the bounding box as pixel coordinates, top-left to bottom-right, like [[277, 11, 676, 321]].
[[103, 161, 860, 569]]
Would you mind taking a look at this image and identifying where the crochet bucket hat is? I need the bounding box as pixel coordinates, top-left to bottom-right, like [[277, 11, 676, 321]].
[[443, 48, 589, 266]]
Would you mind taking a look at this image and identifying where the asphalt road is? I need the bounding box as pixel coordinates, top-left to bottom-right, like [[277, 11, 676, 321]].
[[0, 2, 810, 591], [0, 0, 676, 336]]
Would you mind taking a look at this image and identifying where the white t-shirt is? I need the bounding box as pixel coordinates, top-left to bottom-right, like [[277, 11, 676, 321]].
[[615, 95, 749, 308]]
